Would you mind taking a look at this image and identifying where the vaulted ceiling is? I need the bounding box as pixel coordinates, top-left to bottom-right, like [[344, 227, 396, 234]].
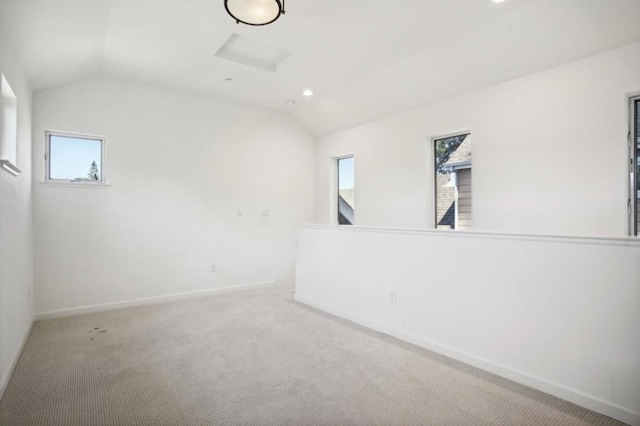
[[2, 0, 640, 135]]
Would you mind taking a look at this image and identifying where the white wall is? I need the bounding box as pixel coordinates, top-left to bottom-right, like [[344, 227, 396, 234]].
[[0, 32, 34, 397], [304, 41, 640, 424], [316, 41, 640, 238], [295, 225, 640, 425], [33, 75, 316, 316]]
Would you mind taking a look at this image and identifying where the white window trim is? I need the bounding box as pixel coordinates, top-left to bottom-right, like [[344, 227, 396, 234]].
[[44, 130, 107, 186], [629, 95, 640, 236], [452, 171, 459, 229]]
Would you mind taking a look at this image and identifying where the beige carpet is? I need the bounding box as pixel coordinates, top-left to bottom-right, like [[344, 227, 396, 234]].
[[0, 288, 624, 426]]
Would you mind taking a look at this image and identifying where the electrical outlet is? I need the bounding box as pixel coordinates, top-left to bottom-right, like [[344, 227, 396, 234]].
[[389, 289, 398, 304], [211, 264, 217, 273], [27, 285, 32, 299]]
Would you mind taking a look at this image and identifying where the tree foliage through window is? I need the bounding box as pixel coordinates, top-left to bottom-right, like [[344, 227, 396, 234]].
[[435, 134, 468, 174], [87, 161, 100, 181]]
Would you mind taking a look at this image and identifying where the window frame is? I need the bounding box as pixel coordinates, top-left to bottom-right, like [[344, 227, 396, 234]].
[[44, 130, 106, 185], [431, 131, 471, 231], [0, 73, 20, 176], [336, 154, 354, 226], [629, 96, 639, 236]]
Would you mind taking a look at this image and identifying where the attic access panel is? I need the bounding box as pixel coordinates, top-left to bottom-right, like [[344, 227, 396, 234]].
[[214, 33, 290, 73]]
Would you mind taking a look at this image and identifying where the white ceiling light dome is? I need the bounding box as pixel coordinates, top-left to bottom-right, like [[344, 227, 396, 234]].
[[224, 0, 285, 26]]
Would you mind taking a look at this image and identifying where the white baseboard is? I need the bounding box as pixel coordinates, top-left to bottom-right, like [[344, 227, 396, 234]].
[[295, 294, 639, 426], [0, 321, 33, 401], [35, 281, 276, 321]]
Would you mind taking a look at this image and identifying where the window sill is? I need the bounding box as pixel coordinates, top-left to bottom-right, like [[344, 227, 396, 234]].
[[1, 160, 21, 176], [40, 181, 111, 188]]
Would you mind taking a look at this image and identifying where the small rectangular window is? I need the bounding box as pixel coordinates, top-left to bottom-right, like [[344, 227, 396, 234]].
[[434, 133, 471, 230], [45, 131, 105, 184], [631, 96, 639, 236], [337, 156, 354, 225]]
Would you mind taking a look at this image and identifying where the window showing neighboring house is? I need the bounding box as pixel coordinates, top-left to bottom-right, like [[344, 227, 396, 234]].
[[337, 156, 354, 225], [631, 97, 640, 236], [45, 131, 105, 184], [434, 133, 471, 230]]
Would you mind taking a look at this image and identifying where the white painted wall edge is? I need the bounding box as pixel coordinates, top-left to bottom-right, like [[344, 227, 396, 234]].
[[294, 296, 640, 426], [295, 224, 640, 247], [0, 322, 33, 402], [35, 281, 276, 321]]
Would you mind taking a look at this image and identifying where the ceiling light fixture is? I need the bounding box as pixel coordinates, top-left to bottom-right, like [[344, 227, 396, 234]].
[[302, 89, 313, 97], [224, 0, 285, 26]]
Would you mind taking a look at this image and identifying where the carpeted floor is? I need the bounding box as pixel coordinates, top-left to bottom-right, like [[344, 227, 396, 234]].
[[0, 288, 624, 426]]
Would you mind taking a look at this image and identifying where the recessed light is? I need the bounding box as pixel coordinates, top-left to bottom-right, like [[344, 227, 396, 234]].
[[492, 0, 506, 3], [285, 100, 296, 105], [302, 89, 313, 97]]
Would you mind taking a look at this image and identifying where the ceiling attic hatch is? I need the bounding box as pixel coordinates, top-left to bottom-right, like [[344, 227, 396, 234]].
[[214, 33, 291, 73]]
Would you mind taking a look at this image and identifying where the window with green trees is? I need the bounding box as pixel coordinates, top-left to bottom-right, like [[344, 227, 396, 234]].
[[434, 133, 471, 230], [45, 131, 105, 184]]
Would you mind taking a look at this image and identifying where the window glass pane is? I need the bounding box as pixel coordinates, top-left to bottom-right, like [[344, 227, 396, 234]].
[[338, 156, 354, 225], [49, 135, 102, 181], [434, 134, 471, 230]]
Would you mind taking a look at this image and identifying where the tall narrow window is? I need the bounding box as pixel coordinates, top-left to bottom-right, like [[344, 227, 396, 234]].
[[337, 156, 354, 225], [631, 97, 639, 236], [434, 133, 471, 230], [0, 74, 20, 176]]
